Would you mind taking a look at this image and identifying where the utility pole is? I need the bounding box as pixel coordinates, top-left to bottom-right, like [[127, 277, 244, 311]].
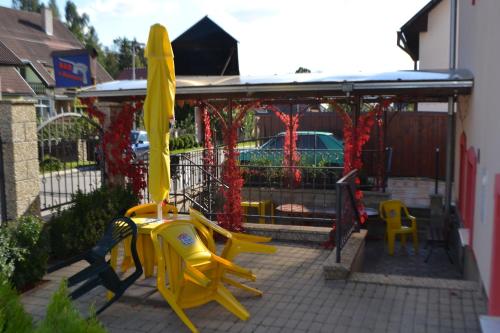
[[132, 42, 145, 80]]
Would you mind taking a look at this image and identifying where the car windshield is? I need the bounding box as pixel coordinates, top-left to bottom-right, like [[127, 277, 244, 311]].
[[130, 132, 139, 144], [130, 132, 148, 144], [262, 136, 284, 149]]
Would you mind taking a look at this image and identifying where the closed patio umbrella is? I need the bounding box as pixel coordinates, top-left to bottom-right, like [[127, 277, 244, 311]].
[[143, 23, 175, 219]]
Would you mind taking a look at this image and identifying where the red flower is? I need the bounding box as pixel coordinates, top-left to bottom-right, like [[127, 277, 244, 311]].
[[80, 98, 147, 198]]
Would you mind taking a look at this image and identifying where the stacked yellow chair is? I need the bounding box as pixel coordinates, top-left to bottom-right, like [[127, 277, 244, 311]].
[[125, 202, 178, 218], [188, 208, 276, 296], [118, 203, 179, 274], [379, 199, 419, 255], [151, 222, 254, 333]]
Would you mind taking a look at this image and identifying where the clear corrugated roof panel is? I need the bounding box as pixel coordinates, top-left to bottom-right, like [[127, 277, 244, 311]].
[[79, 69, 473, 98]]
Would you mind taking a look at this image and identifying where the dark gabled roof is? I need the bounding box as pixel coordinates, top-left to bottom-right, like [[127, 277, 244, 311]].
[[172, 16, 239, 76], [173, 16, 238, 44], [0, 66, 35, 96], [0, 6, 112, 87], [398, 0, 442, 62], [0, 40, 23, 65]]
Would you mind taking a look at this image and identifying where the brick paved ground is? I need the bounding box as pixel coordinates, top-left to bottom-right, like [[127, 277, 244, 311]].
[[22, 241, 486, 333]]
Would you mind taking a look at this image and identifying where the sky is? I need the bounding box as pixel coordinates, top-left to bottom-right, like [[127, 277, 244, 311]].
[[0, 0, 431, 75]]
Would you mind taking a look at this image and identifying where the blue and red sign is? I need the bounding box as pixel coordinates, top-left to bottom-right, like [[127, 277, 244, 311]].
[[52, 52, 92, 88]]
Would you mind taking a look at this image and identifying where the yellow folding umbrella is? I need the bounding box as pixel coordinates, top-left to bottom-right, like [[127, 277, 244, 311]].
[[143, 24, 175, 219]]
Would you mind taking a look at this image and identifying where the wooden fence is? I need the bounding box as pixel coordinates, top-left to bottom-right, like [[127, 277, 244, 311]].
[[256, 111, 447, 179]]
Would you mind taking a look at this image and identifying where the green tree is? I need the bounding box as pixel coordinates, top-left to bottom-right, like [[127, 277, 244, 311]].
[[295, 67, 311, 73], [48, 0, 60, 19], [64, 0, 89, 42], [112, 37, 146, 71], [12, 0, 42, 12], [101, 47, 120, 78]]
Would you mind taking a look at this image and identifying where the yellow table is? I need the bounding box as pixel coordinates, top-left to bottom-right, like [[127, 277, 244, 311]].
[[241, 200, 274, 224], [113, 214, 192, 278]]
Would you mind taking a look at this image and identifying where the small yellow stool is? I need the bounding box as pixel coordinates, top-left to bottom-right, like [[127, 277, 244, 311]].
[[241, 200, 274, 224]]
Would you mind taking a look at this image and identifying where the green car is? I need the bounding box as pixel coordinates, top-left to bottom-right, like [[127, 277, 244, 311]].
[[239, 131, 344, 166]]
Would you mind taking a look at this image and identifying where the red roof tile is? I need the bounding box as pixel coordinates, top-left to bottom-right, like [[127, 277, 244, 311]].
[[0, 66, 35, 95], [0, 6, 112, 87]]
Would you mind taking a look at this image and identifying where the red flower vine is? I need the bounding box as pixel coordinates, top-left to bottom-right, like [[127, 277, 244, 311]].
[[265, 105, 302, 187], [332, 100, 390, 225], [202, 101, 259, 232], [201, 104, 215, 170], [81, 98, 147, 198]]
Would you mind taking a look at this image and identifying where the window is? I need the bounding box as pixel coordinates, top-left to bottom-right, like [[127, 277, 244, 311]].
[[315, 135, 327, 149], [35, 98, 51, 120], [464, 147, 477, 246], [489, 174, 500, 316], [297, 135, 315, 149]]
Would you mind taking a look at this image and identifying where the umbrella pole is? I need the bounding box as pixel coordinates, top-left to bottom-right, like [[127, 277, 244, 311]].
[[158, 203, 162, 221]]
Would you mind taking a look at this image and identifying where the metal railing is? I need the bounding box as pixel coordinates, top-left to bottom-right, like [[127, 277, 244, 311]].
[[335, 169, 361, 263], [138, 146, 390, 228]]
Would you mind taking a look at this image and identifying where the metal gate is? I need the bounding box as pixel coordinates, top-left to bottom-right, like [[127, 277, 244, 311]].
[[38, 112, 104, 212]]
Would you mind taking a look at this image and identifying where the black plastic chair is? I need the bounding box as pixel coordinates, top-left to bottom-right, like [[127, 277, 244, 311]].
[[48, 217, 143, 315]]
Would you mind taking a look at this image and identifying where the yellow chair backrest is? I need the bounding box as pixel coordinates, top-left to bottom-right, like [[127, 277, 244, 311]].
[[379, 200, 410, 230], [125, 203, 178, 218], [189, 208, 232, 238]]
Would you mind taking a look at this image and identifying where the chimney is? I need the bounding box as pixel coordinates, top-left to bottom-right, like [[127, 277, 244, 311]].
[[41, 7, 53, 36]]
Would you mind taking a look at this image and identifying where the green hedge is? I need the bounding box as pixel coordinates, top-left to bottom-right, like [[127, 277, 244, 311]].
[[169, 134, 200, 151], [0, 278, 107, 333], [11, 216, 49, 291], [39, 156, 63, 173], [49, 186, 138, 260], [0, 216, 48, 291]]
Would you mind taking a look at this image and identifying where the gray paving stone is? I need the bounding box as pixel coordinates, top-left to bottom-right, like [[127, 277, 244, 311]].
[[19, 241, 487, 332]]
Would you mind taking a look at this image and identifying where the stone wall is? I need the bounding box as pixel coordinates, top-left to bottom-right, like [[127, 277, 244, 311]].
[[0, 100, 40, 221]]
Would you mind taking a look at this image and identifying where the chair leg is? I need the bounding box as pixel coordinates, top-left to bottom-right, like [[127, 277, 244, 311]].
[[258, 204, 265, 224], [242, 207, 248, 223], [401, 234, 407, 247], [158, 288, 199, 333], [214, 284, 250, 321], [222, 276, 263, 297], [387, 232, 395, 256]]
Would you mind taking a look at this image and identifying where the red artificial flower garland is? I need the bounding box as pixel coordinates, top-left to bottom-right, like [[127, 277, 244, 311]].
[[81, 98, 147, 198], [332, 100, 390, 226], [202, 101, 259, 232], [265, 105, 302, 187]]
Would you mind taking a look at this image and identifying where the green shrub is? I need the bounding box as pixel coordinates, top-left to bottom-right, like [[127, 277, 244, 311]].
[[0, 228, 23, 281], [0, 276, 33, 333], [49, 186, 138, 259], [35, 281, 106, 333], [39, 156, 63, 173], [0, 277, 107, 333], [9, 216, 49, 291]]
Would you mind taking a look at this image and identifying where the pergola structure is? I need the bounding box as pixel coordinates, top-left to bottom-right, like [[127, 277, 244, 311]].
[[79, 69, 473, 223]]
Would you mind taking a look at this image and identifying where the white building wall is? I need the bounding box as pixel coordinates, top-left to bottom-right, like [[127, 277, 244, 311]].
[[455, 0, 500, 296], [419, 0, 450, 70]]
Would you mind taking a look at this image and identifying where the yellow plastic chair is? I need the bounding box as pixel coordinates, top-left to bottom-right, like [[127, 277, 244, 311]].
[[379, 200, 419, 255], [119, 203, 178, 275], [188, 208, 276, 296], [151, 222, 254, 333], [125, 202, 178, 218]]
